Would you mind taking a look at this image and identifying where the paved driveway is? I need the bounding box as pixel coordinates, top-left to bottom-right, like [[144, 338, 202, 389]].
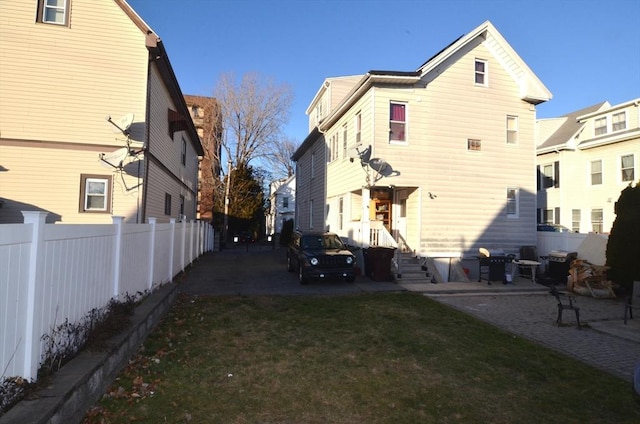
[[179, 244, 404, 296]]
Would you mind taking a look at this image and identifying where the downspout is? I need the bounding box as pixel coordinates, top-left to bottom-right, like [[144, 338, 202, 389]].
[[141, 52, 153, 224]]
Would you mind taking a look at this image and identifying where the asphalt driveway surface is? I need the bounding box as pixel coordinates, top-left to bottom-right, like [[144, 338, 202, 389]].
[[178, 244, 404, 296]]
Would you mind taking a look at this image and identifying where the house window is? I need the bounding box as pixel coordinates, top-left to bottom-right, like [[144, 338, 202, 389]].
[[540, 161, 560, 189], [311, 152, 315, 179], [590, 160, 602, 185], [79, 174, 111, 213], [192, 106, 200, 118], [612, 112, 626, 132], [164, 193, 172, 216], [389, 102, 406, 142], [467, 139, 481, 151], [342, 124, 348, 159], [283, 197, 289, 209], [506, 116, 518, 144], [591, 209, 603, 233], [474, 59, 487, 85], [594, 117, 607, 136], [181, 137, 187, 166], [338, 197, 344, 230], [309, 200, 314, 229], [506, 187, 519, 217], [572, 209, 581, 233], [180, 195, 185, 218], [355, 113, 361, 144], [37, 0, 70, 26], [621, 154, 635, 182], [542, 209, 553, 224]]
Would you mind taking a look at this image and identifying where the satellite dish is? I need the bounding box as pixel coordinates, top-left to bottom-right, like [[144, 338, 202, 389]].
[[347, 147, 360, 159], [106, 113, 134, 135], [368, 158, 391, 175], [99, 147, 130, 169]]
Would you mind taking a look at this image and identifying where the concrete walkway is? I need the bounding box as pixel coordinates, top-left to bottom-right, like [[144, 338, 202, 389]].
[[182, 245, 640, 382]]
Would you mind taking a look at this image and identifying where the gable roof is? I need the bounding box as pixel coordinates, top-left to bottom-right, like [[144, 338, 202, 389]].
[[295, 20, 551, 161], [114, 0, 203, 156], [417, 20, 551, 105], [537, 102, 608, 153]]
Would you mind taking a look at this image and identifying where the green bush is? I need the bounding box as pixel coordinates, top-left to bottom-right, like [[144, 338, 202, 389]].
[[606, 182, 640, 293], [279, 219, 294, 246]]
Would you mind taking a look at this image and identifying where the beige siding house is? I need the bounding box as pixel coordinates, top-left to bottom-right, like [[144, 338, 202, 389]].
[[293, 21, 551, 279], [537, 98, 639, 233], [0, 0, 203, 224]]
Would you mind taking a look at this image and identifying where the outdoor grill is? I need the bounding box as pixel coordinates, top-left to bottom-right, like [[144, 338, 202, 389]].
[[545, 250, 577, 284], [476, 248, 515, 284]]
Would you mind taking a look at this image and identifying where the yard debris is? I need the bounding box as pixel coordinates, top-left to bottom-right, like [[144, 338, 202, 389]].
[[568, 259, 616, 298]]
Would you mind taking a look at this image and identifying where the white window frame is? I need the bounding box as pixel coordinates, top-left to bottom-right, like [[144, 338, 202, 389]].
[[80, 175, 111, 213], [467, 138, 481, 151], [389, 102, 407, 144], [38, 0, 70, 26], [474, 59, 488, 86], [594, 117, 607, 136], [620, 153, 635, 183], [591, 208, 603, 233], [590, 160, 603, 185], [506, 115, 518, 144], [612, 111, 626, 132], [309, 200, 314, 229], [355, 112, 362, 144], [506, 187, 519, 218], [342, 124, 348, 159], [571, 209, 581, 233]]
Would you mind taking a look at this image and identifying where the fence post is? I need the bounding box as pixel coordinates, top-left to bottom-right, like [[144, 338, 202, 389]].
[[21, 211, 48, 381], [181, 219, 187, 272], [169, 218, 175, 282], [147, 217, 156, 290], [189, 220, 195, 264], [111, 216, 124, 298]]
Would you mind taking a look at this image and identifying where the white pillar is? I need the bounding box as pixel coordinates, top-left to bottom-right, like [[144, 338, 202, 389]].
[[147, 217, 156, 290], [21, 211, 48, 380]]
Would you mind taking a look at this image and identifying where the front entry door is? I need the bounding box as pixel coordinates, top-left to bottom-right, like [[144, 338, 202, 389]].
[[394, 192, 408, 252]]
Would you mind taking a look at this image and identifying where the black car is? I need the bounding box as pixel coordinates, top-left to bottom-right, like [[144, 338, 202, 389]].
[[286, 231, 356, 284]]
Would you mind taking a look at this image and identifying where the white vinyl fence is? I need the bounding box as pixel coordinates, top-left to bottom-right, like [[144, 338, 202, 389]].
[[0, 211, 214, 381], [536, 231, 607, 258]]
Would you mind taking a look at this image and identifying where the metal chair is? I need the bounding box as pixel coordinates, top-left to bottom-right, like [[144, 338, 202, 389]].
[[549, 284, 581, 329], [624, 281, 640, 325]]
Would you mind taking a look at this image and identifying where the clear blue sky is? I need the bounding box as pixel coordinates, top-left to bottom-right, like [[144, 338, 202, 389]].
[[128, 0, 640, 144]]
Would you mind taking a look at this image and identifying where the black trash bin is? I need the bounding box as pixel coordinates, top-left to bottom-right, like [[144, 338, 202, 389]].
[[365, 247, 396, 281]]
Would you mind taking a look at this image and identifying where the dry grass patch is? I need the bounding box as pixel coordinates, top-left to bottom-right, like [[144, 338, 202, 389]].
[[85, 293, 639, 423]]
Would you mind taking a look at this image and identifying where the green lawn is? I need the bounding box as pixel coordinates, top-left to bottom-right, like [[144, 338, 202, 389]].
[[85, 293, 640, 423]]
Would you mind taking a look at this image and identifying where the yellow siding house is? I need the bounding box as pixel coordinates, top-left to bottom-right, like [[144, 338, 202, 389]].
[[0, 0, 203, 224]]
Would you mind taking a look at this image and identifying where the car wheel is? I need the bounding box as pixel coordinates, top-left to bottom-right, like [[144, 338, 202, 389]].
[[298, 265, 308, 285], [287, 255, 294, 272]]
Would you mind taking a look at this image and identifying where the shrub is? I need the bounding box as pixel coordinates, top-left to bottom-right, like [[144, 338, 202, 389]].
[[279, 219, 294, 246], [606, 182, 640, 293]]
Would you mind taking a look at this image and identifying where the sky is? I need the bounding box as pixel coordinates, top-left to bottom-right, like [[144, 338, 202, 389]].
[[127, 0, 640, 144]]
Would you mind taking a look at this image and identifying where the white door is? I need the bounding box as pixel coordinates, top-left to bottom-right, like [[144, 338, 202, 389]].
[[394, 192, 408, 252]]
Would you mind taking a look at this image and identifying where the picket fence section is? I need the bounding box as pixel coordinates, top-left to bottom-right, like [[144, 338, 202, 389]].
[[0, 212, 214, 381]]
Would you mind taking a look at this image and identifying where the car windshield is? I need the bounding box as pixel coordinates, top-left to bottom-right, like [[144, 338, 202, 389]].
[[301, 234, 345, 250]]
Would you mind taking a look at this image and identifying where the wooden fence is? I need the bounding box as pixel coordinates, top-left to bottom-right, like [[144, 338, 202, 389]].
[[0, 212, 214, 381]]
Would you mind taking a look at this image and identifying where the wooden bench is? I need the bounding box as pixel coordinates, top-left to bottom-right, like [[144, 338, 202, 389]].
[[549, 285, 581, 329], [624, 281, 640, 325]]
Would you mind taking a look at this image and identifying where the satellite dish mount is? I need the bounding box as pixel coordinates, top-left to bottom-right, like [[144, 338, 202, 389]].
[[106, 113, 134, 136]]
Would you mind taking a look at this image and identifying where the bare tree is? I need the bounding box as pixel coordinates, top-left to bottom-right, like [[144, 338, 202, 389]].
[[213, 72, 294, 169], [265, 136, 298, 178]]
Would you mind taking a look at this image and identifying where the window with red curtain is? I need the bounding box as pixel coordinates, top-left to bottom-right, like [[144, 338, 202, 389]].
[[389, 103, 406, 142]]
